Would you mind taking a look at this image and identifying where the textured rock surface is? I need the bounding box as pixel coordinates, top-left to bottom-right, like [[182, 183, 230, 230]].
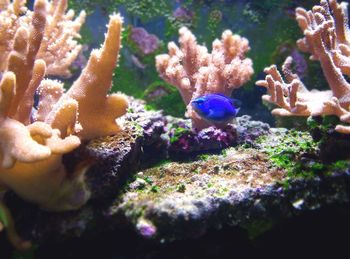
[[236, 115, 271, 145], [113, 147, 350, 242], [4, 98, 166, 243], [61, 97, 166, 201], [125, 98, 168, 167], [167, 115, 270, 157], [308, 116, 350, 162], [4, 127, 350, 248]]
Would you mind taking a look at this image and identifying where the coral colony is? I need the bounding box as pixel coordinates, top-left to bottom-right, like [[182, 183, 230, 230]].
[[257, 0, 350, 134], [0, 0, 127, 249], [156, 27, 253, 130], [1, 0, 350, 254]]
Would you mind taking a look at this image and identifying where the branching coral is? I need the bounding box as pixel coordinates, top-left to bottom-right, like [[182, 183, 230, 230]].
[[257, 0, 350, 134], [44, 13, 128, 140], [156, 27, 253, 130], [36, 0, 86, 77], [0, 7, 127, 210], [0, 0, 86, 77], [0, 0, 127, 249]]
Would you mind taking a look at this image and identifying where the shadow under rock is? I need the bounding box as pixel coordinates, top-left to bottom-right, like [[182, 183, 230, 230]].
[[1, 202, 348, 259]]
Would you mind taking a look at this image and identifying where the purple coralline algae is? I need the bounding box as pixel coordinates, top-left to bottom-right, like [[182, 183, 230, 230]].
[[168, 119, 237, 155], [275, 43, 308, 79], [130, 27, 160, 55], [235, 115, 271, 145], [173, 6, 193, 22], [167, 115, 270, 155], [71, 44, 89, 72], [290, 49, 308, 79], [125, 97, 166, 145], [136, 219, 157, 238]]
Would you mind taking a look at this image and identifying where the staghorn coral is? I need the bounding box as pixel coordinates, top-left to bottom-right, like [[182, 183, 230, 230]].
[[156, 27, 253, 130], [0, 0, 127, 249], [257, 0, 350, 134], [0, 0, 86, 77]]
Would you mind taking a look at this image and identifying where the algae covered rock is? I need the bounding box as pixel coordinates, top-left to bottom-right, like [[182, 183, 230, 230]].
[[113, 148, 286, 242], [112, 134, 350, 242], [4, 98, 166, 243], [166, 115, 270, 158], [307, 116, 350, 162], [4, 124, 350, 248], [60, 97, 166, 201]]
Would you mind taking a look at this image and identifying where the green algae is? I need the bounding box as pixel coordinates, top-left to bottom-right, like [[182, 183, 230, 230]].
[[0, 203, 9, 229], [116, 0, 172, 22], [123, 147, 284, 205], [143, 82, 185, 117], [307, 115, 340, 132], [258, 129, 350, 183], [169, 126, 191, 144], [258, 130, 316, 178], [176, 184, 186, 193], [197, 154, 212, 161]]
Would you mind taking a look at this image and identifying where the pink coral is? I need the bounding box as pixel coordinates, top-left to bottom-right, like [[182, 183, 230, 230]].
[[156, 27, 253, 130], [257, 0, 350, 134]]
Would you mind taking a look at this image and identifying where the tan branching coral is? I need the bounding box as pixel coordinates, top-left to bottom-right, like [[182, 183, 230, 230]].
[[156, 27, 253, 130], [44, 13, 128, 140], [257, 0, 350, 134], [36, 0, 86, 77], [0, 0, 86, 77], [0, 0, 127, 249], [0, 0, 30, 72]]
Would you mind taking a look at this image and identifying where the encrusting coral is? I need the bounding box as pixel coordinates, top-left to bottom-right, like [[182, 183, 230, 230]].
[[156, 27, 253, 130], [0, 0, 128, 250], [0, 0, 86, 77], [257, 0, 350, 134]]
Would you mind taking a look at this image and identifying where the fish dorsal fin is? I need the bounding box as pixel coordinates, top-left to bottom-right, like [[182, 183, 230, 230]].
[[213, 93, 242, 108]]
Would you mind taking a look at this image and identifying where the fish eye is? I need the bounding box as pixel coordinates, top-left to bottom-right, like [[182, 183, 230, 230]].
[[192, 98, 204, 104]]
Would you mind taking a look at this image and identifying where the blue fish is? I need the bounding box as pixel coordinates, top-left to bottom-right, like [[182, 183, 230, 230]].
[[191, 93, 241, 123]]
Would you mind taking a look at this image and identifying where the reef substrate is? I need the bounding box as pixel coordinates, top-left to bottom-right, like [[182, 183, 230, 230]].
[[3, 102, 350, 249]]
